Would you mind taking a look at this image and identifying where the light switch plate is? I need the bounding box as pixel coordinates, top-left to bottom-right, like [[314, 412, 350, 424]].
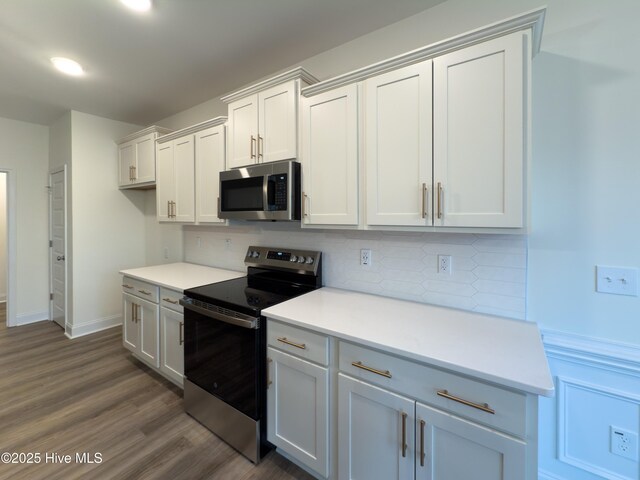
[[596, 266, 638, 296]]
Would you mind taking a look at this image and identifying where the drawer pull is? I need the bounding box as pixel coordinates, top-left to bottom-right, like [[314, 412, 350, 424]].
[[277, 337, 306, 350], [351, 361, 392, 379], [401, 412, 407, 458], [436, 389, 495, 415], [138, 289, 152, 296], [163, 297, 179, 304], [123, 284, 134, 289]]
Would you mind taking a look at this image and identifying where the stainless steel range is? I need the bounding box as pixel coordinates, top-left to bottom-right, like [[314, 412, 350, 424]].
[[180, 246, 322, 463]]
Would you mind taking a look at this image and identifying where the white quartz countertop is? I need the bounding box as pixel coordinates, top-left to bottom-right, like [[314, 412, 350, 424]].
[[119, 262, 244, 292], [263, 288, 554, 397]]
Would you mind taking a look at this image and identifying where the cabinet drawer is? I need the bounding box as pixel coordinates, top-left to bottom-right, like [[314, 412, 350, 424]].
[[122, 277, 159, 303], [267, 320, 329, 366], [339, 341, 527, 437], [160, 287, 183, 313]]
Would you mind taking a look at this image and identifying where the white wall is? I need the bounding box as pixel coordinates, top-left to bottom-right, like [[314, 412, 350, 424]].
[[0, 116, 49, 323], [0, 173, 6, 302], [143, 190, 184, 266], [68, 111, 146, 334]]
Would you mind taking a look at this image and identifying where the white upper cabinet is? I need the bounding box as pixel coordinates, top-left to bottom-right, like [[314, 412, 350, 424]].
[[433, 32, 526, 228], [301, 84, 359, 226], [118, 126, 171, 189], [156, 135, 195, 223], [195, 124, 226, 224], [222, 68, 319, 169], [365, 61, 433, 227]]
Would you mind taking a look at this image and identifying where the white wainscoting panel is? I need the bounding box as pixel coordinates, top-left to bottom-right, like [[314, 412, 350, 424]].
[[540, 330, 640, 480]]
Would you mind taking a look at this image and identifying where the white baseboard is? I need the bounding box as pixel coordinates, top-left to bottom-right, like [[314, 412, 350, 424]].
[[65, 314, 122, 339], [16, 310, 49, 326], [538, 469, 567, 480]]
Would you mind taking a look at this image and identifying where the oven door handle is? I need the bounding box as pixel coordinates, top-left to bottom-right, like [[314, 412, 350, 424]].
[[180, 299, 259, 329]]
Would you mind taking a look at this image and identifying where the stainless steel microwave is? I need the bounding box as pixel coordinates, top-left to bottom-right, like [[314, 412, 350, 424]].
[[218, 160, 301, 221]]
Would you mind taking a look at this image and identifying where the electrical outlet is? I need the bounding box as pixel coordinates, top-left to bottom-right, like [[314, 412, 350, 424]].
[[438, 255, 452, 274], [225, 238, 232, 251], [610, 426, 638, 461], [360, 249, 372, 267], [596, 266, 638, 296], [163, 247, 169, 259], [196, 236, 201, 248]]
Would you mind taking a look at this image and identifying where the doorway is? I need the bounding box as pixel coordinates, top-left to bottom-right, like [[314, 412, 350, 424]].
[[49, 168, 67, 329], [0, 173, 6, 324]]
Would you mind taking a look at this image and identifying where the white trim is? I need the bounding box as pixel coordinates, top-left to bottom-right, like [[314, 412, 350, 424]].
[[156, 116, 227, 143], [2, 168, 17, 327], [301, 7, 546, 97], [220, 67, 319, 103], [64, 314, 122, 339], [538, 469, 567, 480], [117, 125, 173, 144], [542, 329, 640, 375], [16, 311, 49, 326]]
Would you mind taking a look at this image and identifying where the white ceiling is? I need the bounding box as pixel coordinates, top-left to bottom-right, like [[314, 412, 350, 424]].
[[0, 0, 443, 126]]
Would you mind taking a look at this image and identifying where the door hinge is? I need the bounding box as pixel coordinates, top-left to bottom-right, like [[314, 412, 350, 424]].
[[50, 293, 53, 300], [49, 240, 53, 247]]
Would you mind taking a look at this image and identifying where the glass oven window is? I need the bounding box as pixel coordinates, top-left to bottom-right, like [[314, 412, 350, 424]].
[[221, 177, 263, 211]]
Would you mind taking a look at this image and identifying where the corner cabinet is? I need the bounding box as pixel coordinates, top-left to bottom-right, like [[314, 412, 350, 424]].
[[155, 117, 228, 224], [222, 67, 319, 169], [300, 8, 545, 231], [118, 126, 172, 189]]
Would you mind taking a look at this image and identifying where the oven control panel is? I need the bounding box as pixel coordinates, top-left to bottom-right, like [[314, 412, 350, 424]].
[[245, 246, 321, 274]]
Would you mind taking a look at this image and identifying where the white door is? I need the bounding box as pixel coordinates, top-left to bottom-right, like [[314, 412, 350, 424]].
[[433, 31, 526, 227], [156, 142, 174, 222], [118, 140, 135, 186], [134, 133, 156, 184], [173, 136, 195, 223], [138, 297, 159, 368], [160, 307, 184, 386], [338, 373, 415, 480], [123, 293, 139, 352], [195, 125, 226, 224], [365, 61, 433, 226], [416, 402, 526, 480], [302, 84, 359, 226], [267, 347, 329, 477], [49, 169, 66, 329], [227, 95, 258, 168], [258, 80, 298, 163]]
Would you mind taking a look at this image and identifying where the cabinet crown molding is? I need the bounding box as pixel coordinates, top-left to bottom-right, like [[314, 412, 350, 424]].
[[118, 125, 173, 144], [156, 116, 227, 143], [302, 7, 546, 98], [220, 67, 319, 104]]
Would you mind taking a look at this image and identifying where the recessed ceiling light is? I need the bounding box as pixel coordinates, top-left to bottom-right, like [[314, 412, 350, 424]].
[[120, 0, 152, 12], [50, 57, 84, 76]]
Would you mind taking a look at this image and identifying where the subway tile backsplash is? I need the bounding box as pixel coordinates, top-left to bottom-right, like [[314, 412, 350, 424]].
[[184, 224, 527, 320]]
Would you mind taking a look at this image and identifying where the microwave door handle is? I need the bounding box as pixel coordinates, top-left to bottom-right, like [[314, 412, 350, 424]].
[[266, 176, 276, 207]]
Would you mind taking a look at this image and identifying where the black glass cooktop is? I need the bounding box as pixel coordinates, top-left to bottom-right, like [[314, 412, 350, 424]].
[[184, 269, 319, 317]]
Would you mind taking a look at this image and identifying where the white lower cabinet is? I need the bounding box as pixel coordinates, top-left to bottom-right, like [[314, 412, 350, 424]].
[[122, 292, 159, 368], [267, 347, 329, 477], [338, 373, 415, 480], [160, 306, 184, 387], [416, 402, 526, 480]]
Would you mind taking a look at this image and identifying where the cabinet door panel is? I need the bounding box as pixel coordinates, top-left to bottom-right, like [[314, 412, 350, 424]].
[[433, 32, 525, 227], [135, 133, 156, 184], [259, 81, 297, 163], [339, 373, 415, 480], [138, 297, 159, 368], [195, 125, 226, 224], [173, 136, 195, 222], [160, 307, 184, 386], [267, 347, 329, 477], [156, 143, 174, 222], [122, 294, 139, 352], [118, 141, 135, 186], [302, 84, 358, 225], [228, 95, 258, 168], [365, 61, 432, 226], [416, 402, 526, 480]]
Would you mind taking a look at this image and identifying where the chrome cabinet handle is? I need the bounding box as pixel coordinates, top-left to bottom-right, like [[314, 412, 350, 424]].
[[163, 297, 178, 304], [179, 321, 184, 345], [401, 412, 408, 458], [419, 419, 426, 467], [421, 183, 428, 219], [437, 389, 495, 414], [138, 289, 152, 296], [131, 165, 136, 181], [351, 361, 392, 378], [267, 357, 273, 388], [167, 200, 171, 218], [258, 135, 264, 161], [277, 337, 306, 350], [250, 135, 256, 159], [437, 182, 443, 219], [131, 303, 135, 322], [303, 192, 308, 218], [123, 284, 134, 289]]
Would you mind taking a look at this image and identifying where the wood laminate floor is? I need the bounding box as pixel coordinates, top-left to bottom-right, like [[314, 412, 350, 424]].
[[0, 316, 315, 480]]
